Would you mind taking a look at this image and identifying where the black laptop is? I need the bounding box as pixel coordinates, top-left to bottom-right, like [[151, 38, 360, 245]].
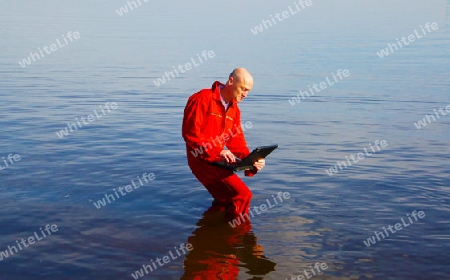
[[212, 145, 278, 172]]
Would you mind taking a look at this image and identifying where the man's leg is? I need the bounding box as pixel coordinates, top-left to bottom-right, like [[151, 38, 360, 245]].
[[220, 174, 252, 217], [188, 160, 252, 218]]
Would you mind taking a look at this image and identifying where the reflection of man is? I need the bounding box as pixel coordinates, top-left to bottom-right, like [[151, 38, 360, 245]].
[[182, 68, 265, 218], [181, 207, 276, 279]]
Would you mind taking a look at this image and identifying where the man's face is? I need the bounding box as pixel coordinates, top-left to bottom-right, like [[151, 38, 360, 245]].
[[230, 76, 253, 103]]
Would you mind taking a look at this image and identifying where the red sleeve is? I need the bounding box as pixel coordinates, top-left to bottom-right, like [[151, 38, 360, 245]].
[[226, 108, 249, 159], [226, 109, 258, 177], [182, 92, 221, 161], [244, 168, 258, 177]]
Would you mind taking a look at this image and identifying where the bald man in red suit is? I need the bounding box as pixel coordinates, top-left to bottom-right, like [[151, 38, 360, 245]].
[[182, 68, 265, 219]]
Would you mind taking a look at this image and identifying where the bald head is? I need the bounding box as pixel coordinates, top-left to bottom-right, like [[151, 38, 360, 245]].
[[229, 68, 253, 84], [222, 68, 254, 103]]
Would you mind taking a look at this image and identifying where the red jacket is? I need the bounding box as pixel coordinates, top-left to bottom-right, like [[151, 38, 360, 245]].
[[182, 81, 256, 176]]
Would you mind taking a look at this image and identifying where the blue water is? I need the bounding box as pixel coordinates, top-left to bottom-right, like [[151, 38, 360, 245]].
[[1, 0, 449, 279]]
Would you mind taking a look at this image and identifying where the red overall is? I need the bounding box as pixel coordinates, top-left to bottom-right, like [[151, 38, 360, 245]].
[[182, 81, 257, 217]]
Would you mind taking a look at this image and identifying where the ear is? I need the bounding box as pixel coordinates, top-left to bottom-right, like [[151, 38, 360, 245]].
[[228, 76, 234, 85]]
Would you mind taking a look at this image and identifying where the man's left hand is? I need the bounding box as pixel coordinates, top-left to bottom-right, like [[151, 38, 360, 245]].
[[253, 159, 265, 171]]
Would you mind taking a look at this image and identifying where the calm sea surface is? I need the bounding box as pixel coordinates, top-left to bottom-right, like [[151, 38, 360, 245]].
[[1, 1, 449, 279]]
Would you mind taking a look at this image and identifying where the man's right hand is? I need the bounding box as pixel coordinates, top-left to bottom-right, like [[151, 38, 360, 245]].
[[220, 150, 237, 163]]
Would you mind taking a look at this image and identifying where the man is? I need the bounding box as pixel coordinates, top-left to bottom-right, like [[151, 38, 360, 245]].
[[182, 68, 265, 219]]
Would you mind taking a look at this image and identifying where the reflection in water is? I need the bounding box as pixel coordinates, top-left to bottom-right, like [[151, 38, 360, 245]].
[[181, 205, 276, 280]]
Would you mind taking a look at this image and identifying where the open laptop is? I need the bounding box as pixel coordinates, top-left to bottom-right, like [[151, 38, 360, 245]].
[[212, 144, 278, 172]]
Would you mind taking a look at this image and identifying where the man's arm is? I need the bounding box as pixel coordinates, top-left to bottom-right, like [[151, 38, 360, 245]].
[[182, 93, 221, 161], [225, 109, 263, 176], [225, 109, 250, 159]]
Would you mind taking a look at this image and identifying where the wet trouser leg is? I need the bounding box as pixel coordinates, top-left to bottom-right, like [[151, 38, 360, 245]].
[[188, 159, 252, 217]]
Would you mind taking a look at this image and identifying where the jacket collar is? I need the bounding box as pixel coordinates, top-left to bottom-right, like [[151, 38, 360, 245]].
[[211, 81, 235, 107]]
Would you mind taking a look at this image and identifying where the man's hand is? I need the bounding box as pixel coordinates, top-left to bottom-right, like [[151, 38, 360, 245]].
[[253, 159, 265, 171], [220, 150, 237, 163]]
